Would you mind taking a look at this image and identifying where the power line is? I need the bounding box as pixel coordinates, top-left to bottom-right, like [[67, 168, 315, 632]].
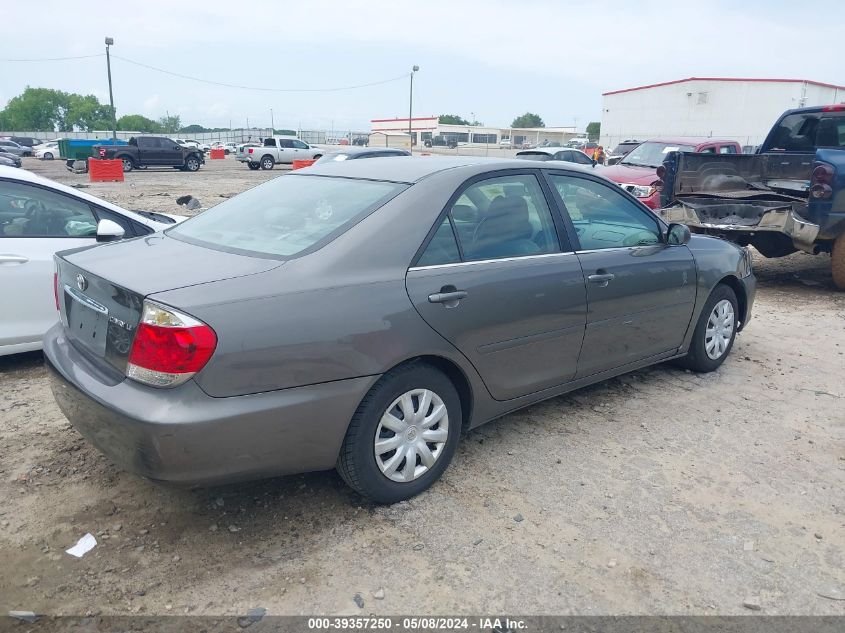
[[111, 54, 409, 93], [1, 53, 104, 62]]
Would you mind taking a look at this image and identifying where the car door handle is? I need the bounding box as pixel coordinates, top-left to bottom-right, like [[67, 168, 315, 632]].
[[428, 290, 468, 304], [587, 272, 615, 286], [0, 254, 29, 265]]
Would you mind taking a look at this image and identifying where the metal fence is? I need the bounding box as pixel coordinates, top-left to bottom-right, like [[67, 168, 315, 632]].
[[0, 128, 370, 145]]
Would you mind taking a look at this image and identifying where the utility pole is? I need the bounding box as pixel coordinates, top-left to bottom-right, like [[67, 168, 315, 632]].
[[409, 65, 419, 152], [270, 108, 274, 132], [104, 37, 116, 140]]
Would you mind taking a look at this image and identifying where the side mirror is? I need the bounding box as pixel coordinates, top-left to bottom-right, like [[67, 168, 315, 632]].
[[666, 222, 691, 246], [96, 219, 125, 243]]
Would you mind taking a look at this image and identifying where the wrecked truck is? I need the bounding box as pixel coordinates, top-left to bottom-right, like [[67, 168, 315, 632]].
[[656, 105, 845, 289]]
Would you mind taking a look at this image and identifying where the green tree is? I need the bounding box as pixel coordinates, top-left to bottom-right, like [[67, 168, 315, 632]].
[[273, 129, 297, 136], [179, 124, 209, 134], [117, 114, 163, 133], [158, 114, 182, 133], [586, 121, 601, 141], [65, 94, 114, 131], [438, 114, 470, 125], [0, 87, 71, 131], [511, 112, 545, 128]]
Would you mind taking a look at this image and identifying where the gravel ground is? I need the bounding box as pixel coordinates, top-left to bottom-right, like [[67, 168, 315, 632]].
[[0, 156, 843, 617]]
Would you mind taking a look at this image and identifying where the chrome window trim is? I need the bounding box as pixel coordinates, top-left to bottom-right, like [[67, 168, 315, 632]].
[[409, 251, 577, 272]]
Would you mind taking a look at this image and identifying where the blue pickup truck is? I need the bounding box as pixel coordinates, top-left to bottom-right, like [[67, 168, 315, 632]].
[[657, 105, 845, 289]]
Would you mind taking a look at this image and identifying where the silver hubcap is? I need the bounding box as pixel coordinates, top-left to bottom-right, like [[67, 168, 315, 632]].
[[374, 389, 449, 483], [705, 299, 735, 360]]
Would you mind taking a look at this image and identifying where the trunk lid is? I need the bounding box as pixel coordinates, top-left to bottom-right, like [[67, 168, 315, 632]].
[[56, 233, 283, 374]]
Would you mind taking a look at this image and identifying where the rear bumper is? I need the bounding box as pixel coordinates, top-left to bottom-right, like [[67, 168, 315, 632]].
[[43, 324, 377, 486], [658, 203, 820, 253]]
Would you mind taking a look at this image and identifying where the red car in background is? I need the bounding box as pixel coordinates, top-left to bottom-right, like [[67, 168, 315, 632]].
[[600, 137, 742, 208]]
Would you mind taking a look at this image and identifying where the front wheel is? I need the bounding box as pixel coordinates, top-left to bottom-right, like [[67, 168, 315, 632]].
[[120, 157, 134, 172], [336, 363, 461, 503], [260, 156, 275, 170], [247, 162, 260, 170], [43, 152, 54, 160], [678, 284, 739, 372], [184, 156, 201, 172], [831, 234, 845, 290]]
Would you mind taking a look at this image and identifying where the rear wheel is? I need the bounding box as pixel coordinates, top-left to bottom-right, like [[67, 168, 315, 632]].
[[337, 363, 461, 503], [44, 152, 54, 160], [260, 156, 275, 170], [831, 234, 845, 290], [678, 284, 739, 372], [120, 157, 134, 172], [247, 162, 260, 170]]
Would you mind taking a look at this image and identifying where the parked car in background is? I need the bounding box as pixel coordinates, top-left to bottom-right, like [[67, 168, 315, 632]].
[[578, 141, 599, 157], [0, 139, 31, 157], [239, 136, 324, 170], [7, 136, 43, 149], [0, 166, 184, 356], [314, 147, 411, 164], [34, 142, 60, 160], [658, 104, 845, 289], [352, 137, 369, 146], [600, 137, 742, 209], [0, 152, 22, 168], [212, 142, 238, 155], [515, 147, 598, 167], [606, 140, 641, 166], [95, 137, 205, 172], [499, 138, 513, 149], [45, 156, 754, 503]]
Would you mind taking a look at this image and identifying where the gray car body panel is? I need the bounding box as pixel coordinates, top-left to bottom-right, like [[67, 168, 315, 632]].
[[44, 157, 756, 485]]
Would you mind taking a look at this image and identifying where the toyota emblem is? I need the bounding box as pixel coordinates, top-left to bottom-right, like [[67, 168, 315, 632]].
[[76, 274, 87, 291]]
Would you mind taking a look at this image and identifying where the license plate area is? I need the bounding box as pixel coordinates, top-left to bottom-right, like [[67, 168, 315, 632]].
[[65, 285, 109, 356]]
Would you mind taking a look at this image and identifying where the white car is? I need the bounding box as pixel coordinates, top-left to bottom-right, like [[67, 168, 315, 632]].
[[0, 166, 185, 356], [34, 142, 60, 160]]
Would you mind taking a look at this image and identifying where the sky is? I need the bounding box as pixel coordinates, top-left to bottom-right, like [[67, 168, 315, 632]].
[[2, 0, 843, 133]]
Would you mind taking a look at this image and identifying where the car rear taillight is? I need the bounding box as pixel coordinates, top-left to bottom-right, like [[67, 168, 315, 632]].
[[810, 162, 835, 200], [98, 148, 106, 158], [126, 301, 217, 388]]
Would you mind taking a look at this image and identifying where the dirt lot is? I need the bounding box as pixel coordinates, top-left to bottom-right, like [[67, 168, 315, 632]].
[[1, 157, 844, 617]]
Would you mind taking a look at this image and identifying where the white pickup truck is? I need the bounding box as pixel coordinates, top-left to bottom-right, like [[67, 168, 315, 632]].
[[239, 136, 325, 170]]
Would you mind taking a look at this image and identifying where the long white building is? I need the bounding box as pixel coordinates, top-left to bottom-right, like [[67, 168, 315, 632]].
[[600, 77, 845, 150]]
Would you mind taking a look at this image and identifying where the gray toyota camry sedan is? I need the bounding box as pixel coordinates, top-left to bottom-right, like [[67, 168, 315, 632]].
[[45, 157, 755, 503]]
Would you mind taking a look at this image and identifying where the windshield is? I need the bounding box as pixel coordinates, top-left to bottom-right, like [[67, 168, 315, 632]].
[[168, 175, 406, 258], [515, 152, 553, 161], [612, 142, 638, 155], [621, 141, 696, 167]]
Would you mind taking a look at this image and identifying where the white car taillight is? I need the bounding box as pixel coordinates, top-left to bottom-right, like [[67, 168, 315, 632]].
[[126, 301, 217, 388]]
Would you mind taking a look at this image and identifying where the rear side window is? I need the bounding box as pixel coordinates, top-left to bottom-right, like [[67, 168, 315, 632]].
[[719, 145, 738, 154], [416, 174, 560, 265], [169, 175, 406, 258]]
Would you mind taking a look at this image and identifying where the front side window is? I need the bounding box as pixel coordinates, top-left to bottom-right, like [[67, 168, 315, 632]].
[[549, 174, 661, 251], [719, 145, 738, 154], [169, 175, 406, 258], [292, 140, 309, 149], [570, 151, 593, 165], [0, 180, 98, 238]]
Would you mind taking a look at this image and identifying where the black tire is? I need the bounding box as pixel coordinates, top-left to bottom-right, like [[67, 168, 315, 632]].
[[120, 157, 134, 172], [184, 156, 201, 172], [44, 152, 54, 160], [337, 363, 462, 504], [678, 284, 739, 373], [247, 162, 261, 170], [260, 156, 275, 170], [312, 154, 322, 160], [224, 149, 230, 155]]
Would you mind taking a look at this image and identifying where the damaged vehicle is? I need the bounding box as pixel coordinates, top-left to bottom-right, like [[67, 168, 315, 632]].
[[656, 105, 845, 289]]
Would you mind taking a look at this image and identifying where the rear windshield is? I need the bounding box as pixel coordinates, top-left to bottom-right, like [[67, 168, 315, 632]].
[[515, 152, 553, 161], [766, 112, 845, 151], [168, 175, 406, 258]]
